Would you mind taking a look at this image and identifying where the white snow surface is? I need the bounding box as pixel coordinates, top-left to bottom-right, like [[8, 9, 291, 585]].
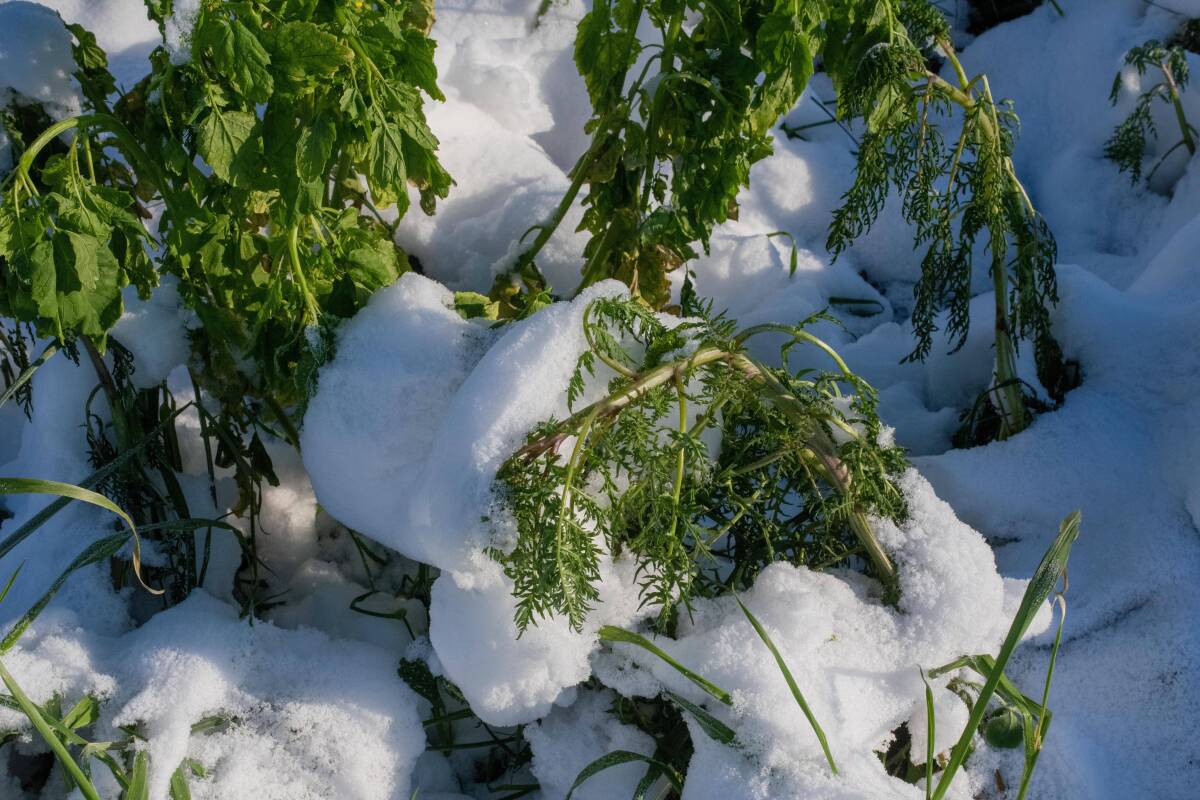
[[0, 0, 1196, 798]]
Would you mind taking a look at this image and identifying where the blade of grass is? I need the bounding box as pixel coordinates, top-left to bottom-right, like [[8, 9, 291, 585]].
[[930, 511, 1080, 800], [124, 750, 150, 800], [0, 639, 102, 800], [735, 596, 837, 775], [0, 402, 191, 563], [0, 478, 159, 596], [0, 342, 57, 412], [599, 625, 732, 705], [1, 532, 130, 651], [564, 750, 683, 800], [919, 668, 935, 800], [663, 690, 736, 744], [1017, 589, 1067, 800], [169, 761, 193, 800]]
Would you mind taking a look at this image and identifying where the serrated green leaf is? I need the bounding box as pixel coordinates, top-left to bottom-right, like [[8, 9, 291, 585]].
[[196, 108, 259, 185], [193, 15, 273, 103], [271, 21, 353, 81]]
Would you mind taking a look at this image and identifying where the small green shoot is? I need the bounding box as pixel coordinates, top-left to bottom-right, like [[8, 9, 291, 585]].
[[599, 625, 732, 706], [1105, 39, 1196, 185], [564, 750, 683, 800], [929, 510, 1080, 800], [735, 596, 837, 775]]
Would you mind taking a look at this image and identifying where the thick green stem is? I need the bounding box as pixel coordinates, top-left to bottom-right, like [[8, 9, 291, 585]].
[[934, 43, 1035, 437], [990, 247, 1028, 438], [1161, 61, 1197, 155], [638, 6, 686, 209]]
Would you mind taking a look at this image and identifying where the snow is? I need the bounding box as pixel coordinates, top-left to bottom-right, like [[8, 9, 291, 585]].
[[1, 0, 1198, 797]]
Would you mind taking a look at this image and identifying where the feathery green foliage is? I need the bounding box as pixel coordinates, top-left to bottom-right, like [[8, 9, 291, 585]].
[[493, 295, 906, 633], [822, 1, 1065, 439], [1105, 39, 1196, 185], [508, 1, 1064, 441]]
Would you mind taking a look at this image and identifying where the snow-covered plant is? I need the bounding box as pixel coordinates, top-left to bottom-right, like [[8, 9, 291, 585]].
[[494, 296, 907, 632], [508, 0, 1064, 441], [0, 0, 448, 423], [823, 1, 1066, 441], [511, 0, 827, 308], [1105, 39, 1196, 185]]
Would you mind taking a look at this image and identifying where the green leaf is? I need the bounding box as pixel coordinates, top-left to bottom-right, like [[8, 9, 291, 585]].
[[196, 108, 259, 185], [664, 690, 736, 744], [271, 21, 354, 81], [563, 750, 682, 800], [295, 111, 337, 182], [0, 657, 103, 800], [453, 291, 499, 321], [735, 596, 837, 774], [598, 625, 732, 705], [193, 15, 274, 103], [930, 511, 1081, 800], [169, 761, 193, 800], [124, 751, 150, 800]]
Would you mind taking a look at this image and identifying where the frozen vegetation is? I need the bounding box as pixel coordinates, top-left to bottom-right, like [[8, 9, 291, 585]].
[[0, 0, 1197, 798]]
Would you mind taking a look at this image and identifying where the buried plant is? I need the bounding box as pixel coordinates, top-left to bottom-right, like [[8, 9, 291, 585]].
[[1105, 39, 1197, 186], [492, 295, 907, 633]]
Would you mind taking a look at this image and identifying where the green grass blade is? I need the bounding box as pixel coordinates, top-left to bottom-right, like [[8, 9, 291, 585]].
[[1017, 593, 1067, 800], [598, 625, 732, 705], [564, 750, 683, 800], [0, 477, 159, 598], [0, 658, 102, 800], [169, 760, 194, 800], [663, 690, 736, 744], [124, 750, 150, 800], [735, 596, 837, 775], [920, 668, 935, 800], [0, 402, 190, 564], [931, 511, 1080, 800], [1, 532, 129, 652], [0, 342, 57, 413]]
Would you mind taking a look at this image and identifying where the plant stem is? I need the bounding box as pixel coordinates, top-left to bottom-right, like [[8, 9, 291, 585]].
[[934, 43, 1034, 437], [1160, 59, 1196, 155], [0, 659, 103, 800]]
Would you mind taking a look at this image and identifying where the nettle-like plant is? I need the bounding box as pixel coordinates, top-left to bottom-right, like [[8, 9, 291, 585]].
[[1105, 39, 1197, 186], [494, 296, 907, 632], [0, 0, 448, 426], [0, 0, 449, 610], [509, 0, 1066, 442]]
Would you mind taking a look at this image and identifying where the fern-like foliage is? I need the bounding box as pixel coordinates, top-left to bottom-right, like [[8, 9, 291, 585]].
[[1104, 39, 1196, 185], [820, 0, 1066, 435], [493, 297, 907, 633]]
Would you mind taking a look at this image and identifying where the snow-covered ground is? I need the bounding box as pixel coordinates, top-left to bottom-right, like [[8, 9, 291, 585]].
[[0, 0, 1198, 798]]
